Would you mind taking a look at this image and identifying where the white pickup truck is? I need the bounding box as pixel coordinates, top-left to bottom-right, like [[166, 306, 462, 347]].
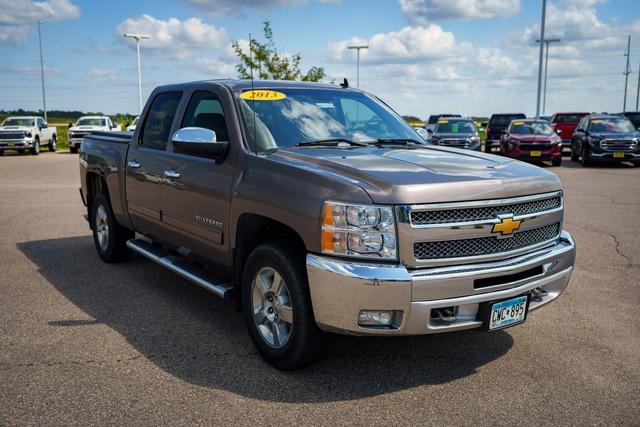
[[0, 116, 57, 155], [68, 116, 121, 153]]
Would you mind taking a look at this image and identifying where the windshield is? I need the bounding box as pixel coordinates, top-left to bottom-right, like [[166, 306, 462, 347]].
[[237, 88, 418, 152], [554, 113, 587, 123], [491, 114, 525, 126], [434, 120, 476, 134], [510, 121, 554, 135], [77, 118, 106, 126], [2, 118, 35, 127], [590, 117, 636, 133]]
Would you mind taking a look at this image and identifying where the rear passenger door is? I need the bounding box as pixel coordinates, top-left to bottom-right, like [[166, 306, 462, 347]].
[[125, 90, 182, 240], [160, 88, 235, 266]]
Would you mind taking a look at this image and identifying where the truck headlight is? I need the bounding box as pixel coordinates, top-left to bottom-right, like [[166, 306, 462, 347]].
[[24, 130, 32, 137], [322, 202, 397, 259]]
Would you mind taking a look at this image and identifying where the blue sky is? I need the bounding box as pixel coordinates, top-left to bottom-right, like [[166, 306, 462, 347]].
[[1, 0, 639, 118]]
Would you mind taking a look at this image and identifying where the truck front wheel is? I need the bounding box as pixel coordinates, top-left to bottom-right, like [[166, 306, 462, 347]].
[[242, 242, 326, 370], [91, 192, 133, 262], [31, 137, 40, 155], [49, 135, 57, 152]]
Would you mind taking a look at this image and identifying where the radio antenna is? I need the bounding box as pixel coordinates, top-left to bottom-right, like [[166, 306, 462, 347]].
[[249, 32, 257, 155]]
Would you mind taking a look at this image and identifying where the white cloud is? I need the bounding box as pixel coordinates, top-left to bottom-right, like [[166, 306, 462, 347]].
[[86, 67, 118, 81], [195, 58, 237, 77], [0, 0, 80, 44], [399, 0, 520, 24], [116, 15, 227, 60], [329, 25, 456, 64]]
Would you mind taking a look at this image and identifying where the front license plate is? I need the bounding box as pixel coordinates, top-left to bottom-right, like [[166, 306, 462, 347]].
[[613, 152, 624, 158], [489, 295, 528, 330], [530, 150, 542, 157]]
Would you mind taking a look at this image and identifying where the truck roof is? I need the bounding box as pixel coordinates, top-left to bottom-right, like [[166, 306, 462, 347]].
[[5, 116, 41, 120], [154, 79, 359, 92], [79, 115, 110, 119]]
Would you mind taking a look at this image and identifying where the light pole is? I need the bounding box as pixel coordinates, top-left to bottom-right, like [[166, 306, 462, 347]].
[[622, 34, 631, 112], [536, 37, 561, 115], [347, 45, 368, 88], [635, 59, 639, 111], [38, 21, 47, 122], [123, 33, 151, 113], [535, 0, 547, 119]]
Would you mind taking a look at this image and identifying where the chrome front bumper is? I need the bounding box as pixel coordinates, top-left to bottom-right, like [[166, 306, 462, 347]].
[[0, 139, 33, 149], [307, 231, 575, 335]]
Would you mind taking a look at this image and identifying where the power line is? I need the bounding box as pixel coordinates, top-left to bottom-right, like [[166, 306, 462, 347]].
[[623, 34, 632, 112]]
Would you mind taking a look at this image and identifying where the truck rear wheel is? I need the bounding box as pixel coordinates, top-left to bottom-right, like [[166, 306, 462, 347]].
[[242, 242, 326, 370], [92, 192, 133, 263], [70, 146, 78, 154]]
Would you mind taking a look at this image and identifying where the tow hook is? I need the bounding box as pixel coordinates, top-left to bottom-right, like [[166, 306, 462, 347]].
[[531, 287, 548, 303], [432, 306, 456, 322]]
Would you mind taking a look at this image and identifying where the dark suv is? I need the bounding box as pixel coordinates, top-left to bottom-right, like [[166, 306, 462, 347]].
[[620, 111, 640, 129], [485, 113, 526, 153], [429, 117, 481, 150], [571, 114, 640, 166], [425, 114, 461, 132]]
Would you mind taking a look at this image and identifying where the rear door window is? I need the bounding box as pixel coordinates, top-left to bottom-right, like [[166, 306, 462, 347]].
[[140, 91, 182, 150]]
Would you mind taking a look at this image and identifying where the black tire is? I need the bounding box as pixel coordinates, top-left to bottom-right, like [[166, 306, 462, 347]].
[[91, 192, 133, 263], [551, 156, 562, 167], [0, 150, 4, 156], [570, 144, 579, 161], [69, 145, 78, 154], [31, 137, 40, 155], [581, 146, 592, 167], [484, 143, 492, 153], [18, 149, 25, 155], [242, 241, 326, 370], [49, 135, 57, 152]]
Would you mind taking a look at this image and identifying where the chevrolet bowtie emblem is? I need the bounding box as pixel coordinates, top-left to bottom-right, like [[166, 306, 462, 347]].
[[492, 216, 521, 236]]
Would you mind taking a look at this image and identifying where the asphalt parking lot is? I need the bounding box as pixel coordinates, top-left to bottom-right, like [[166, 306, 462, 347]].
[[1, 151, 639, 425]]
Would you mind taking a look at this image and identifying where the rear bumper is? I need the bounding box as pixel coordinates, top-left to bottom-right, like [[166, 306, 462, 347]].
[[306, 231, 575, 335]]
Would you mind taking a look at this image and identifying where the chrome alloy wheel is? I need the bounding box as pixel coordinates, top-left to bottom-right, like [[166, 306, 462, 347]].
[[251, 266, 293, 349], [95, 204, 109, 251]]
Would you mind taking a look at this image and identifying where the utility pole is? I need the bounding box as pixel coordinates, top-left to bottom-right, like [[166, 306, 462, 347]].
[[347, 45, 369, 88], [38, 21, 47, 122], [623, 34, 631, 112], [123, 33, 151, 113], [535, 0, 547, 119], [536, 37, 561, 115], [636, 59, 640, 111]]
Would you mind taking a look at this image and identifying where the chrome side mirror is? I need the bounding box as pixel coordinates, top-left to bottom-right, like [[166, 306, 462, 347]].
[[172, 127, 228, 160], [416, 127, 430, 141]]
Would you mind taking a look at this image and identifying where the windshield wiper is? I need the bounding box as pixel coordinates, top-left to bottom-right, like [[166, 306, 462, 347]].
[[372, 138, 425, 146], [296, 137, 368, 147]]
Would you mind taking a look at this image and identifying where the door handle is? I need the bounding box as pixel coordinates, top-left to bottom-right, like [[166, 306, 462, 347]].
[[164, 170, 181, 179], [127, 160, 141, 169]]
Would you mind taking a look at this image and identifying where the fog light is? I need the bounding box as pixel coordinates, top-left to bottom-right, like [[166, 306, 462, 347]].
[[358, 310, 402, 328]]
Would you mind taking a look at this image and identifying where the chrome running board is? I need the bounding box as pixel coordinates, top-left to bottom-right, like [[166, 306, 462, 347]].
[[126, 239, 233, 299]]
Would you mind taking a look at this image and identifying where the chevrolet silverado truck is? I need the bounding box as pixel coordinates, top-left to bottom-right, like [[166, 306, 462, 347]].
[[0, 116, 57, 155], [79, 80, 576, 370], [69, 116, 121, 153]]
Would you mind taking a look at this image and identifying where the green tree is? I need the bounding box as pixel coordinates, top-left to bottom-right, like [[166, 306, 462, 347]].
[[232, 21, 326, 82]]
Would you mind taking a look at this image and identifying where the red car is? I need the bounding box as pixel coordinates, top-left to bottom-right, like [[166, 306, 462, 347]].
[[550, 112, 589, 154], [501, 119, 563, 166]]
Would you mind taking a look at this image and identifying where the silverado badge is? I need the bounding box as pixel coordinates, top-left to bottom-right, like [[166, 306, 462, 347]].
[[492, 216, 521, 236]]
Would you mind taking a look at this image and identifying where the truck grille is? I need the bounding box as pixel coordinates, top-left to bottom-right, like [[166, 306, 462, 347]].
[[518, 143, 551, 150], [414, 223, 560, 260], [410, 195, 561, 225], [69, 132, 89, 139], [0, 132, 25, 140], [438, 139, 470, 148], [600, 139, 637, 151]]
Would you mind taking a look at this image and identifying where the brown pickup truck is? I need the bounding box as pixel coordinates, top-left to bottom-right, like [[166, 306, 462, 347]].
[[79, 80, 576, 370]]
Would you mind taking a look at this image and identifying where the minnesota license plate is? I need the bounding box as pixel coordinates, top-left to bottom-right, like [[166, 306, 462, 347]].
[[530, 150, 542, 157], [613, 152, 624, 158], [488, 295, 528, 331]]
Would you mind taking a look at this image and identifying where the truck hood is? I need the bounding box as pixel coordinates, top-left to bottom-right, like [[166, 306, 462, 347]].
[[0, 126, 31, 132], [274, 145, 561, 204], [70, 126, 107, 132]]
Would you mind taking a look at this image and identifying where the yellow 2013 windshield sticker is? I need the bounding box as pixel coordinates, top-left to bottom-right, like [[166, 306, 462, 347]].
[[438, 120, 448, 124], [591, 119, 603, 123], [240, 90, 287, 101], [513, 121, 525, 125]]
